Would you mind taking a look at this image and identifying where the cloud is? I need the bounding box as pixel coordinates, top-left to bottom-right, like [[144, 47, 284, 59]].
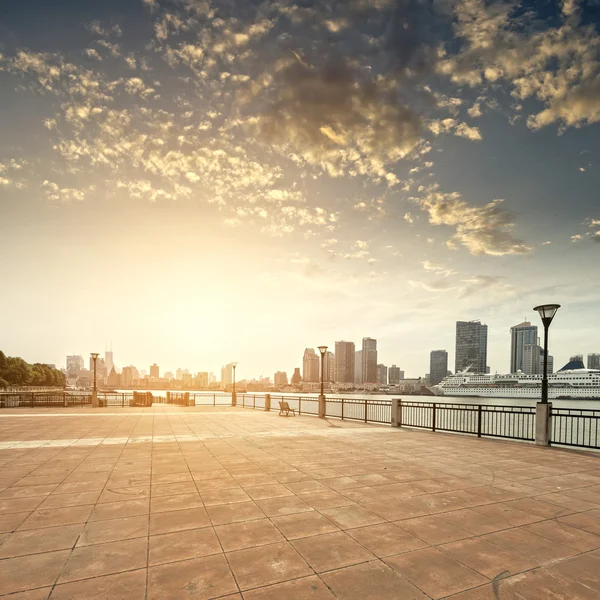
[[415, 187, 531, 256], [422, 260, 457, 277]]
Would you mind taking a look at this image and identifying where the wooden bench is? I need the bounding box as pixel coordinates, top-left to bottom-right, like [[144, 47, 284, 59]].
[[279, 401, 296, 416]]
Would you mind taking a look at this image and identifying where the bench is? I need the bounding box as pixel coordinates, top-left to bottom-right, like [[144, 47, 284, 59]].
[[279, 401, 296, 416]]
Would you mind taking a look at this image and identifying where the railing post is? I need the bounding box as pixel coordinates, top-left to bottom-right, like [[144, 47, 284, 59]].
[[213, 393, 216, 406], [265, 394, 271, 412], [341, 398, 344, 420], [63, 392, 67, 407], [318, 394, 326, 418], [391, 399, 400, 427], [299, 396, 302, 415], [432, 403, 437, 432], [253, 394, 256, 409], [477, 405, 482, 438], [364, 400, 368, 423]]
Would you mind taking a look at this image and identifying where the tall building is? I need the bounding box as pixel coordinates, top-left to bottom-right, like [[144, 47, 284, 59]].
[[291, 367, 302, 385], [589, 354, 600, 370], [570, 354, 584, 363], [510, 321, 539, 373], [455, 320, 488, 374], [66, 355, 84, 372], [376, 364, 388, 385], [335, 341, 355, 383], [323, 352, 335, 382], [274, 371, 288, 386], [523, 344, 541, 375], [221, 363, 234, 385], [388, 365, 402, 385], [362, 338, 378, 383], [149, 363, 159, 379], [105, 349, 114, 377], [302, 348, 320, 382], [354, 350, 362, 384], [540, 350, 554, 374], [430, 350, 448, 385], [195, 372, 209, 388]]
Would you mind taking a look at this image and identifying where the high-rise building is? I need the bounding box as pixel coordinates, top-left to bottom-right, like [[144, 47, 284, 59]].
[[66, 355, 84, 372], [107, 367, 120, 387], [302, 348, 320, 382], [195, 372, 209, 388], [510, 321, 539, 373], [105, 349, 114, 377], [570, 354, 584, 363], [291, 368, 302, 385], [221, 363, 234, 385], [523, 344, 541, 375], [388, 365, 401, 385], [455, 320, 488, 374], [335, 341, 355, 383], [362, 338, 378, 383], [540, 350, 554, 374], [274, 371, 288, 386], [430, 350, 448, 385], [176, 368, 183, 380], [376, 364, 388, 385], [323, 352, 335, 382], [208, 372, 216, 384], [121, 365, 138, 386], [149, 363, 159, 379], [164, 371, 174, 380], [354, 350, 362, 384], [588, 354, 600, 370]]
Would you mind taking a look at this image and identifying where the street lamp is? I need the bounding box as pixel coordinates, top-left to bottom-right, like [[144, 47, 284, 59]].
[[318, 346, 328, 418], [232, 362, 237, 407], [90, 353, 99, 408], [533, 304, 560, 404]]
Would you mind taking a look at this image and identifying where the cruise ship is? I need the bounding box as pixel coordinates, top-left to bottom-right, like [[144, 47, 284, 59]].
[[429, 366, 600, 399]]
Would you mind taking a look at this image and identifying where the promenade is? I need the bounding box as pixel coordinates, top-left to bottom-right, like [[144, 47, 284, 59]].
[[1, 405, 599, 599]]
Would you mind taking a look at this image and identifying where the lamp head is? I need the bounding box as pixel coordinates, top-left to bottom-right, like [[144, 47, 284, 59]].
[[231, 362, 237, 368], [533, 304, 561, 327], [90, 353, 99, 360], [317, 346, 328, 356]]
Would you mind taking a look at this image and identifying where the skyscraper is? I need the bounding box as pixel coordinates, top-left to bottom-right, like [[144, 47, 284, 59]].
[[149, 363, 159, 379], [455, 320, 488, 374], [361, 338, 378, 383], [221, 363, 234, 385], [323, 352, 335, 382], [588, 353, 600, 370], [291, 368, 302, 385], [105, 348, 114, 377], [274, 371, 288, 386], [335, 341, 355, 383], [354, 350, 362, 384], [510, 322, 539, 373], [430, 350, 448, 385], [302, 348, 319, 382], [388, 365, 402, 384], [376, 364, 388, 385], [66, 355, 84, 372], [570, 354, 584, 363]]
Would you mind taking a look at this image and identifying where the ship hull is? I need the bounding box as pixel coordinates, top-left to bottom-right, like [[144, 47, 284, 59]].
[[427, 387, 600, 400]]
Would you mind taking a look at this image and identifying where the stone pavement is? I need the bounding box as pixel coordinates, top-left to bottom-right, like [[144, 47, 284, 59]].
[[1, 405, 600, 599]]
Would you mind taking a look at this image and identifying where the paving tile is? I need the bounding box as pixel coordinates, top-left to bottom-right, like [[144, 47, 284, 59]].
[[0, 511, 31, 533], [522, 519, 600, 552], [78, 514, 149, 546], [436, 508, 512, 535], [386, 546, 489, 599], [0, 523, 82, 558], [272, 511, 340, 539], [292, 531, 375, 573], [151, 482, 198, 497], [215, 518, 285, 552], [558, 513, 600, 536], [472, 502, 542, 526], [321, 505, 386, 529], [58, 537, 148, 583], [245, 483, 295, 500], [0, 496, 45, 514], [39, 490, 101, 509], [242, 575, 337, 600], [148, 553, 238, 599], [0, 588, 52, 600], [347, 523, 428, 558], [548, 548, 600, 593], [207, 500, 265, 525], [398, 515, 474, 545], [284, 479, 331, 495], [0, 483, 58, 499], [89, 498, 149, 521], [227, 541, 312, 590], [301, 490, 355, 510], [200, 487, 251, 506], [0, 549, 70, 595], [18, 504, 93, 530], [149, 526, 222, 565], [321, 560, 429, 600], [364, 498, 427, 521], [321, 476, 363, 491], [50, 568, 147, 600], [150, 492, 203, 513], [255, 495, 314, 517]]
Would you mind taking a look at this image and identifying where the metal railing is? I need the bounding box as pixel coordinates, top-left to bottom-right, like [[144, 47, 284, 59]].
[[398, 401, 536, 441], [99, 392, 153, 407], [0, 392, 92, 408], [551, 407, 600, 449]]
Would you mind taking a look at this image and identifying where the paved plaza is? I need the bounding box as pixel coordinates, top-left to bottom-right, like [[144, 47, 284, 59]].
[[1, 405, 600, 599]]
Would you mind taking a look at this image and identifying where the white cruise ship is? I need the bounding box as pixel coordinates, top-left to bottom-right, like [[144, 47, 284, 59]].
[[430, 368, 600, 400]]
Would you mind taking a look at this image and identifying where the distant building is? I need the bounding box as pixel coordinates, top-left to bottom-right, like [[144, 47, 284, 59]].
[[540, 350, 554, 374], [221, 363, 234, 386], [430, 350, 448, 385], [66, 355, 84, 372], [105, 350, 114, 377], [376, 364, 388, 385], [335, 341, 355, 383], [274, 371, 288, 386], [149, 363, 160, 379], [164, 371, 174, 381], [354, 350, 362, 384], [589, 354, 600, 370], [510, 322, 539, 374], [291, 368, 302, 385], [302, 349, 320, 383], [195, 372, 209, 388], [121, 366, 138, 387], [362, 338, 378, 383], [388, 365, 402, 385], [208, 372, 216, 384], [570, 354, 584, 363], [107, 367, 120, 387], [182, 372, 193, 386], [455, 320, 488, 374], [323, 352, 335, 382], [523, 344, 541, 374]]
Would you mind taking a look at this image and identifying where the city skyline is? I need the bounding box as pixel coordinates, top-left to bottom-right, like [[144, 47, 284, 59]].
[[1, 1, 599, 382]]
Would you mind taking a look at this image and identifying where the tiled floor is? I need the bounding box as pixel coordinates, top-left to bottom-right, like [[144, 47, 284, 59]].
[[0, 404, 600, 599]]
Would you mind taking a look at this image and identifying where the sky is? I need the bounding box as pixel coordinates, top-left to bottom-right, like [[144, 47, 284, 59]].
[[1, 0, 599, 380]]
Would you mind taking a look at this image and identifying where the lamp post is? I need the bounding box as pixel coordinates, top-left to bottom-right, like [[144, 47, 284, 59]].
[[318, 346, 328, 418], [533, 304, 560, 404], [533, 304, 560, 445], [90, 353, 99, 408], [232, 362, 237, 407]]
